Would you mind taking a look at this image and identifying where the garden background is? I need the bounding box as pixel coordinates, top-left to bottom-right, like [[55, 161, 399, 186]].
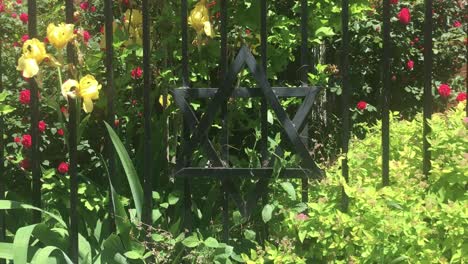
[[0, 0, 466, 263]]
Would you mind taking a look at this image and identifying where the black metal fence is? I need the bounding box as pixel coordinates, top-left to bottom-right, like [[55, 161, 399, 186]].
[[0, 0, 461, 263]]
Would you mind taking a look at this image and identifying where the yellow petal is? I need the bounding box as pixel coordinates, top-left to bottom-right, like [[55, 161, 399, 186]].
[[61, 79, 79, 99], [203, 21, 213, 37], [47, 23, 75, 49], [22, 38, 48, 63], [78, 75, 101, 100], [17, 55, 39, 78], [82, 98, 94, 113], [159, 95, 172, 108]]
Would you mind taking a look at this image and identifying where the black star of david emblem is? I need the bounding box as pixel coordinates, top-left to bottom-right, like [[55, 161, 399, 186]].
[[170, 45, 324, 219]]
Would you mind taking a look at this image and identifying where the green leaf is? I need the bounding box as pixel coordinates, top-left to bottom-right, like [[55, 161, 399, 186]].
[[168, 193, 179, 205], [0, 200, 66, 227], [31, 246, 73, 264], [124, 251, 142, 260], [104, 122, 143, 220], [0, 105, 15, 115], [204, 237, 219, 248], [13, 224, 42, 264], [102, 234, 128, 264], [0, 242, 14, 259], [262, 204, 274, 223], [243, 230, 256, 241], [182, 235, 201, 248], [280, 182, 296, 201]]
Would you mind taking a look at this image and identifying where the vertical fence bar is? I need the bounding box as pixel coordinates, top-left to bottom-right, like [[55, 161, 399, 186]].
[[422, 0, 433, 178], [142, 0, 153, 226], [27, 0, 42, 223], [104, 0, 116, 232], [300, 0, 309, 204], [382, 0, 391, 186], [67, 96, 78, 263], [260, 0, 269, 240], [65, 0, 78, 262], [180, 0, 192, 233], [340, 0, 351, 211], [0, 41, 5, 251], [219, 0, 229, 242]]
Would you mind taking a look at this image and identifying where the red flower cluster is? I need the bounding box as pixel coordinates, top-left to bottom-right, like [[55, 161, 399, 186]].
[[453, 21, 462, 28], [21, 34, 29, 42], [357, 101, 367, 111], [82, 30, 91, 43], [19, 89, 31, 105], [57, 162, 69, 174], [80, 2, 89, 10], [437, 84, 451, 98], [406, 60, 414, 70], [21, 134, 32, 149], [38, 120, 47, 133], [131, 67, 143, 79], [19, 13, 28, 24], [456, 92, 466, 102], [398, 8, 411, 25], [57, 128, 64, 136]]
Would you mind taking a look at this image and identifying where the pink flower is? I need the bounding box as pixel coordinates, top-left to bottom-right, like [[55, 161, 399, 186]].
[[19, 13, 28, 24], [14, 137, 21, 143], [21, 34, 29, 42], [90, 6, 96, 12], [357, 101, 368, 111], [453, 21, 462, 28], [21, 134, 32, 149], [456, 92, 466, 102], [398, 8, 411, 25], [131, 67, 143, 79], [438, 84, 451, 98], [57, 128, 64, 136], [79, 2, 89, 10], [19, 89, 31, 105], [406, 60, 414, 70], [11, 13, 17, 18], [57, 162, 69, 174], [296, 213, 309, 221], [16, 0, 22, 4], [38, 120, 47, 133], [0, 4, 5, 13]]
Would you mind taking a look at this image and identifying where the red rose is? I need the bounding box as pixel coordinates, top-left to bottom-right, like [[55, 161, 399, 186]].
[[79, 2, 89, 10], [19, 13, 28, 24], [390, 0, 398, 4], [21, 34, 29, 42], [131, 67, 143, 79], [16, 0, 22, 4], [438, 84, 451, 98], [456, 92, 466, 102], [20, 159, 30, 170], [21, 134, 32, 149], [398, 8, 411, 25], [82, 30, 91, 43], [357, 101, 367, 111], [57, 162, 69, 174], [406, 60, 414, 70], [19, 89, 31, 105], [11, 13, 17, 18], [90, 6, 96, 12], [57, 128, 64, 136], [114, 119, 120, 127], [38, 120, 47, 133], [453, 21, 462, 28], [60, 106, 68, 114], [14, 137, 21, 143], [0, 4, 5, 12], [122, 0, 130, 6]]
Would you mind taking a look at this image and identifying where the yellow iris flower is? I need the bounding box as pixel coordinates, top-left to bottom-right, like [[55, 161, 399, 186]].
[[16, 38, 49, 78], [61, 75, 101, 113], [47, 23, 75, 50], [188, 0, 213, 38], [124, 9, 143, 26], [77, 75, 102, 113]]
